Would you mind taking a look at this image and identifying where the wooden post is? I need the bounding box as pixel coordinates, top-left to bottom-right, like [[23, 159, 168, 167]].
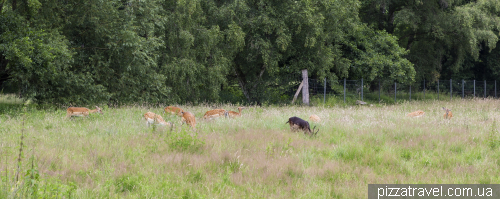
[[291, 81, 304, 104], [302, 69, 309, 106]]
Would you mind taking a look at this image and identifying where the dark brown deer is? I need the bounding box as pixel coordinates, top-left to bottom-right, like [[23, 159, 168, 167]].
[[285, 117, 319, 136]]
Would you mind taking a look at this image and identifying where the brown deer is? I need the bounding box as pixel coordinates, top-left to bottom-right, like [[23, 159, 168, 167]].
[[203, 109, 228, 120], [144, 112, 172, 127], [164, 106, 183, 117], [309, 114, 321, 122], [442, 107, 453, 119], [406, 110, 425, 118], [227, 107, 246, 118], [66, 106, 103, 119], [180, 111, 196, 130]]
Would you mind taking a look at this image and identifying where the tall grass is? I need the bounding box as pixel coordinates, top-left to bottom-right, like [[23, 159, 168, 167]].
[[1, 96, 500, 198]]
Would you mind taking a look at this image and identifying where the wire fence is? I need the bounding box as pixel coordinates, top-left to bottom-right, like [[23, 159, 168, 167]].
[[297, 78, 499, 104]]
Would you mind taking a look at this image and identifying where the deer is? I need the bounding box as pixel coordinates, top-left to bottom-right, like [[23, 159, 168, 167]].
[[309, 114, 321, 122], [164, 106, 183, 117], [406, 110, 425, 118], [442, 107, 453, 119], [144, 112, 172, 127], [203, 109, 228, 120], [66, 106, 103, 119], [227, 107, 246, 118], [285, 117, 319, 136], [180, 111, 196, 130]]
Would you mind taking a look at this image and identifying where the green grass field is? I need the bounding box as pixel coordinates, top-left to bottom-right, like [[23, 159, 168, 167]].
[[1, 96, 500, 198]]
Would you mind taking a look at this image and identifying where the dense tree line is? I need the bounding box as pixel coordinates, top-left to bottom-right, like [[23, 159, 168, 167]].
[[0, 0, 498, 105]]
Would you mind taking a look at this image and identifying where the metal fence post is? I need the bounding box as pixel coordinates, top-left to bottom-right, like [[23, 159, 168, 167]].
[[409, 84, 411, 101], [462, 79, 464, 99], [437, 80, 440, 100], [344, 78, 346, 103], [496, 80, 497, 98], [324, 78, 326, 104], [395, 82, 397, 103], [361, 78, 364, 101], [423, 79, 425, 100], [379, 80, 381, 102], [473, 80, 475, 98], [450, 79, 452, 100], [484, 80, 486, 99]]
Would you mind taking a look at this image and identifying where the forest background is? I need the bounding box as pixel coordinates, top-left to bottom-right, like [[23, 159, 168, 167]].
[[1, 0, 499, 105]]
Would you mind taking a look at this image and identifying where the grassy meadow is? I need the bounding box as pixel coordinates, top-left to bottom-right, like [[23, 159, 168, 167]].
[[1, 97, 500, 198]]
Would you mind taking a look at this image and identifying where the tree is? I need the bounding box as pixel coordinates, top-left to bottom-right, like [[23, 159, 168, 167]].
[[0, 0, 109, 104], [217, 0, 414, 103], [360, 0, 500, 82], [158, 0, 237, 103]]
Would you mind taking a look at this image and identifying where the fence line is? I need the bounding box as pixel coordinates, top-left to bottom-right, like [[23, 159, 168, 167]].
[[302, 78, 499, 104]]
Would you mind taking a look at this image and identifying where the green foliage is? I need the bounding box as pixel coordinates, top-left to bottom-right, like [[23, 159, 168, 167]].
[[165, 129, 205, 153], [114, 175, 141, 193], [360, 0, 500, 82], [487, 121, 500, 150], [2, 0, 500, 105]]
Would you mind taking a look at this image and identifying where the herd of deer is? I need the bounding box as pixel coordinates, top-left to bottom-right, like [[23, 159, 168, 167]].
[[65, 106, 247, 131], [64, 105, 452, 136], [65, 106, 323, 136]]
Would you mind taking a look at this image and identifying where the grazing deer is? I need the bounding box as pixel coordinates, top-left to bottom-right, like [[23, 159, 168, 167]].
[[66, 106, 103, 119], [144, 112, 172, 127], [203, 109, 228, 120], [286, 117, 319, 136], [309, 114, 321, 122], [180, 111, 196, 130], [227, 107, 246, 118], [164, 106, 183, 117], [406, 110, 425, 118], [442, 107, 453, 119]]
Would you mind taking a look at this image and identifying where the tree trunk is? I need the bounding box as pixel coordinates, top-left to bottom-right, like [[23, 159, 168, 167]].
[[234, 65, 267, 103], [302, 69, 309, 106], [234, 69, 251, 102], [12, 0, 16, 11]]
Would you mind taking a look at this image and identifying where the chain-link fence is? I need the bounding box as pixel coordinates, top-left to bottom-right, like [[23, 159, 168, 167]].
[[296, 78, 499, 104]]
